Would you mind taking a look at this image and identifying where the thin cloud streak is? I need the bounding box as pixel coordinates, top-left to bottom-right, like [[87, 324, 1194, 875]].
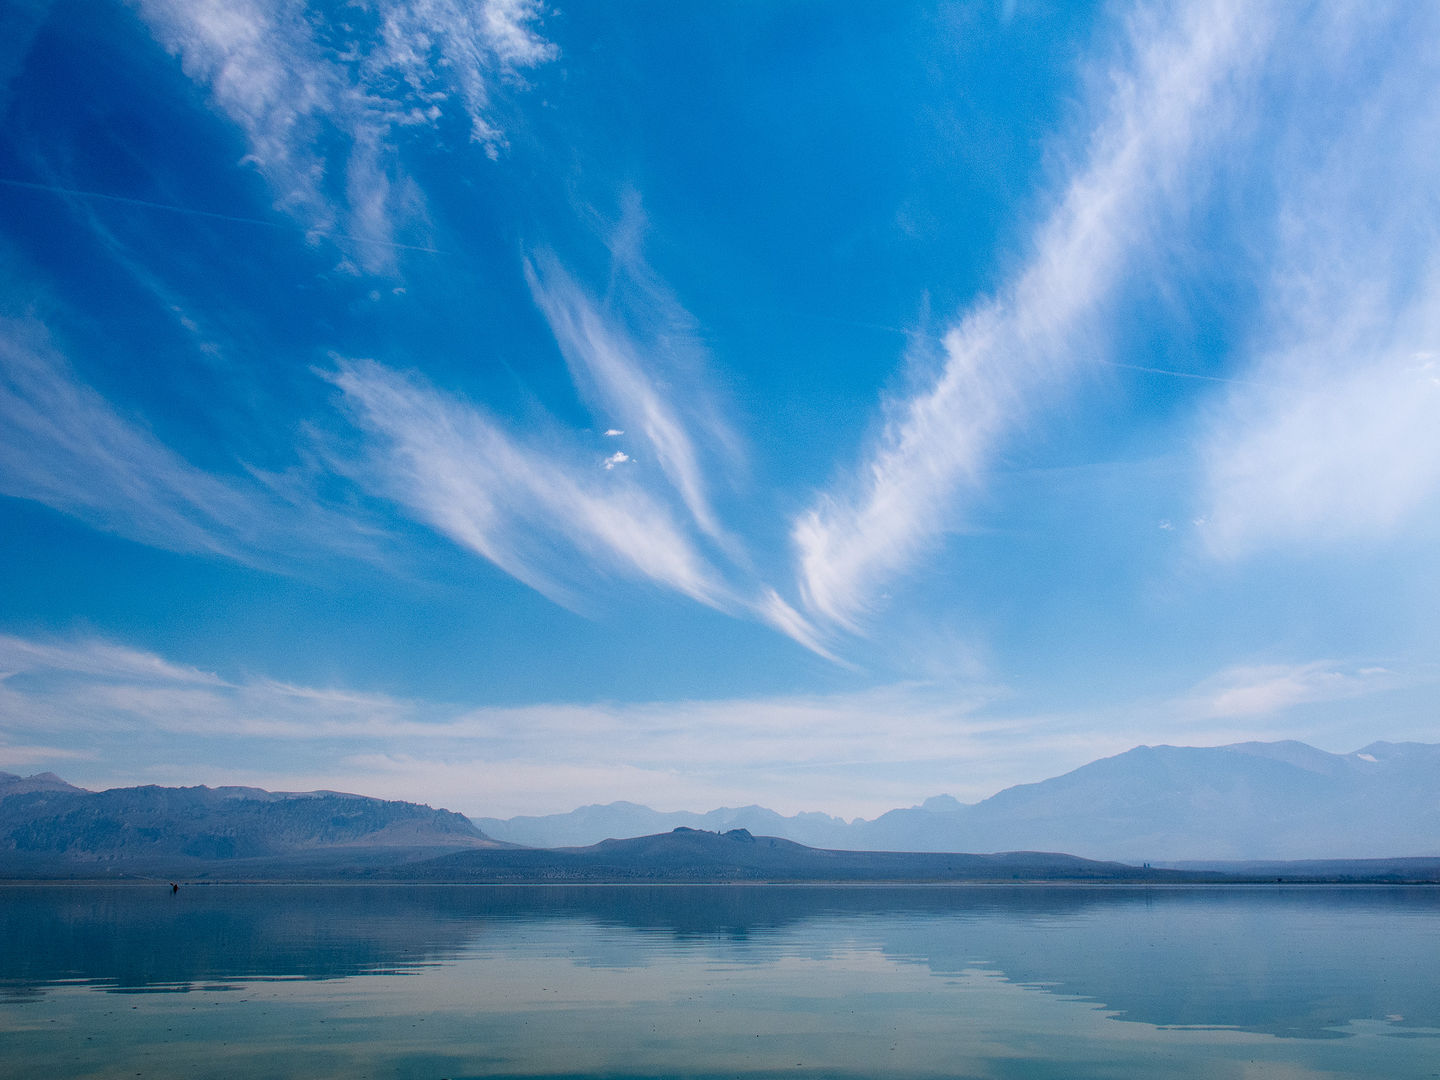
[[1185, 661, 1399, 720], [0, 634, 223, 686], [0, 178, 446, 254], [752, 589, 849, 668], [523, 241, 848, 657], [793, 0, 1267, 629], [0, 315, 252, 559], [0, 314, 383, 567], [525, 250, 736, 548], [328, 357, 728, 609], [329, 355, 840, 660], [0, 744, 95, 767]]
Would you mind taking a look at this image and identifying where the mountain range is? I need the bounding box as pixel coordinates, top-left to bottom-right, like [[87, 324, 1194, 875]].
[[475, 740, 1440, 861], [0, 773, 1201, 882], [4, 739, 1438, 876]]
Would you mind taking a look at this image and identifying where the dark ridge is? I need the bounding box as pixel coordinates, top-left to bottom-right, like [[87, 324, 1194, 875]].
[[370, 827, 1207, 884], [0, 778, 501, 878]]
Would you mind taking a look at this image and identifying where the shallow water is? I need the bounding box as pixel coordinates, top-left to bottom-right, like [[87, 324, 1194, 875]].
[[2, 884, 1438, 1078]]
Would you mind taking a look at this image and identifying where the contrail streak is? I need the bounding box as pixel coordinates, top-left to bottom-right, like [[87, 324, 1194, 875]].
[[791, 307, 1284, 391], [0, 177, 446, 255]]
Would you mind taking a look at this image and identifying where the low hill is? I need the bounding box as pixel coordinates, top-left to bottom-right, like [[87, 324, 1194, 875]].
[[473, 802, 850, 849], [381, 827, 1197, 883]]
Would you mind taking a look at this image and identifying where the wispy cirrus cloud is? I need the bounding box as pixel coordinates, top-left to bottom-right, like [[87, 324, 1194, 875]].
[[11, 5, 842, 661], [519, 222, 846, 654], [0, 315, 246, 558], [328, 341, 841, 659], [1197, 6, 1440, 556], [0, 632, 413, 747], [327, 356, 729, 610], [792, 0, 1269, 629], [0, 293, 834, 660], [0, 313, 381, 566], [524, 241, 740, 549], [0, 633, 223, 686], [132, 0, 555, 271], [752, 589, 847, 668]]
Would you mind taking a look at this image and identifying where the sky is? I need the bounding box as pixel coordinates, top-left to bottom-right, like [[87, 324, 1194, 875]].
[[1, 0, 1437, 820]]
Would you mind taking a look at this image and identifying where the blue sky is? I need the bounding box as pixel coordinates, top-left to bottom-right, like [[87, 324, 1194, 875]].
[[1, 0, 1437, 818]]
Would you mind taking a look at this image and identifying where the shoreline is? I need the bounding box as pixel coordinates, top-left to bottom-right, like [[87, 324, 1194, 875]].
[[5, 877, 1439, 888]]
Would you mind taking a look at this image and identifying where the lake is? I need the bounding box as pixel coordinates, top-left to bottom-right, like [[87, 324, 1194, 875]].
[[2, 884, 1438, 1078]]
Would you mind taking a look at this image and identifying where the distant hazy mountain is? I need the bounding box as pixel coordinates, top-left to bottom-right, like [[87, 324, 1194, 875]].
[[0, 776, 497, 876], [8, 739, 1437, 871], [476, 741, 1440, 861], [846, 740, 1440, 861], [5, 768, 1440, 882]]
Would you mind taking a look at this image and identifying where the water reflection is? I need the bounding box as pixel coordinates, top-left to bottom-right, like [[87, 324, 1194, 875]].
[[1, 884, 1438, 1078], [4, 884, 1438, 1037]]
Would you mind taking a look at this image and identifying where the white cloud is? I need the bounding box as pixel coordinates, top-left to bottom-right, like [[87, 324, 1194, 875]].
[[751, 589, 847, 668], [133, 0, 555, 271], [0, 315, 249, 558], [0, 633, 223, 686], [0, 631, 1017, 816], [1198, 7, 1440, 555], [0, 304, 831, 661], [135, 0, 346, 234], [1186, 661, 1398, 720], [370, 0, 556, 154], [328, 356, 728, 610], [473, 0, 557, 68], [604, 429, 625, 437], [525, 248, 739, 547], [0, 744, 96, 767], [0, 314, 382, 566], [326, 356, 847, 659], [792, 0, 1270, 629], [4, 633, 1431, 817]]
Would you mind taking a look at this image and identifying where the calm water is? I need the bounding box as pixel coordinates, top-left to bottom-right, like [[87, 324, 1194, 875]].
[[2, 885, 1438, 1079]]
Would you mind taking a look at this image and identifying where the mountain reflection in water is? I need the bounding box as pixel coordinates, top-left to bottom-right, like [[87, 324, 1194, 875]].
[[3, 884, 1440, 1080], [4, 884, 1438, 1041]]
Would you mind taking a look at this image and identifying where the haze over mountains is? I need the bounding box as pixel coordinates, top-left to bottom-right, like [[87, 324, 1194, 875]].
[[476, 740, 1440, 861], [4, 740, 1438, 875], [0, 773, 1198, 883]]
